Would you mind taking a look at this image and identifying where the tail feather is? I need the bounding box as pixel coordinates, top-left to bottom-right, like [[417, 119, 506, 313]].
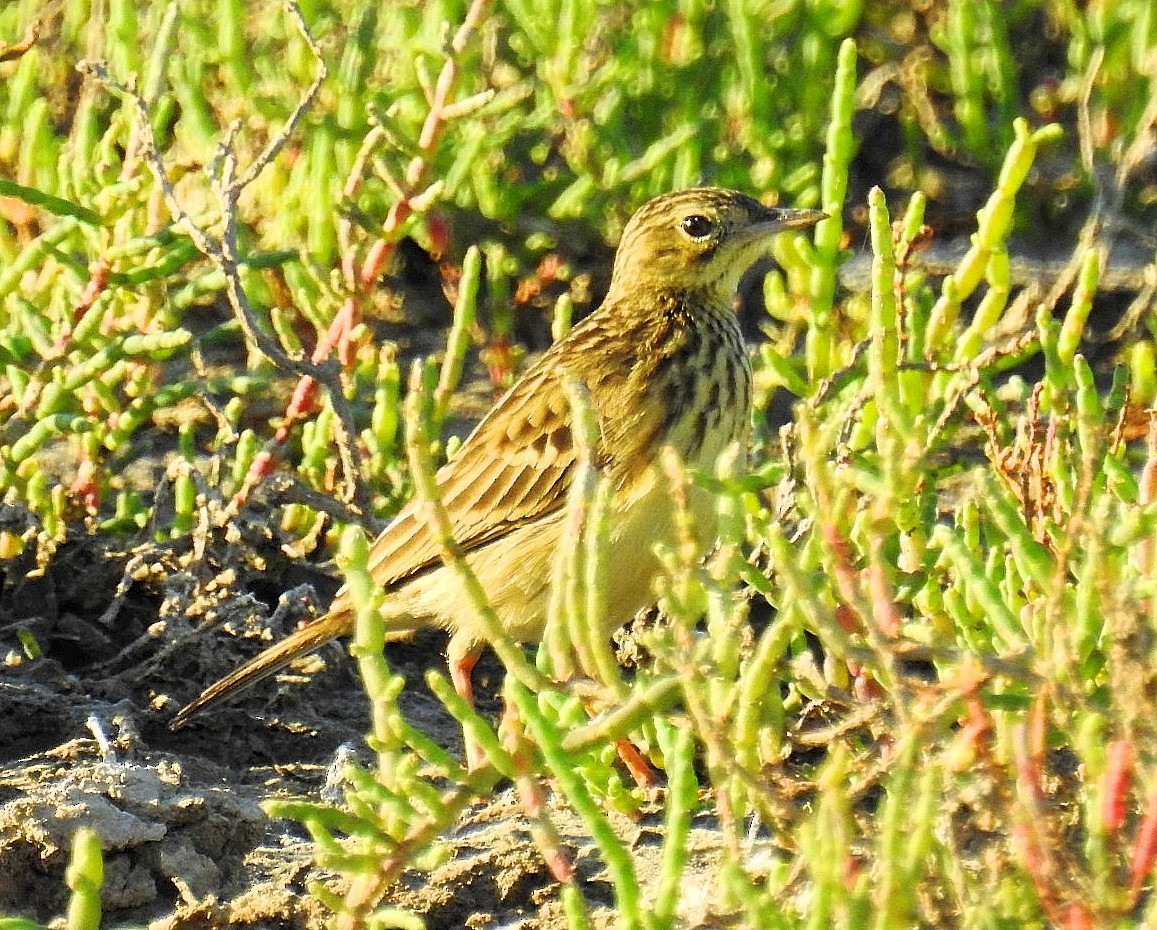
[[170, 611, 350, 730]]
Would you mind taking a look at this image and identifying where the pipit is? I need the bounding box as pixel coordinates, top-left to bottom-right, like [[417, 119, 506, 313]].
[[171, 188, 823, 735]]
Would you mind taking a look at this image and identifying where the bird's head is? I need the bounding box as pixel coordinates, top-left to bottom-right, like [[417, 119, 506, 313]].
[[609, 188, 825, 301]]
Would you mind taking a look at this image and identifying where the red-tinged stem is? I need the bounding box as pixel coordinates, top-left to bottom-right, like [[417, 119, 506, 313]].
[[513, 768, 575, 882], [1129, 783, 1157, 903], [842, 854, 863, 891], [312, 298, 356, 367], [72, 456, 99, 513], [1014, 720, 1045, 807], [358, 198, 411, 291], [483, 334, 515, 389], [821, 518, 864, 631], [56, 258, 111, 353], [358, 0, 490, 293], [1101, 740, 1133, 838], [410, 0, 490, 185], [247, 0, 491, 510], [866, 557, 901, 637], [232, 376, 320, 505], [1011, 722, 1070, 923], [501, 701, 576, 883], [1065, 904, 1093, 930], [340, 872, 389, 930]]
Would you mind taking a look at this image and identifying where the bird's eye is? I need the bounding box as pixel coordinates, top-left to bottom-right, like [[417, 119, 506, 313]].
[[680, 214, 715, 240]]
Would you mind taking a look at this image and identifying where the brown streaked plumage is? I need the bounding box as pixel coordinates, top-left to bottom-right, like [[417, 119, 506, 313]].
[[170, 188, 824, 740]]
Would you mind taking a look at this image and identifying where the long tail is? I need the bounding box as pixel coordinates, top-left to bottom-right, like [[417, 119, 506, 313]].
[[169, 610, 352, 730]]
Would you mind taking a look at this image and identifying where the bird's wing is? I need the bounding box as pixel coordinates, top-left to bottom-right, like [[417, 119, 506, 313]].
[[364, 359, 580, 589], [172, 358, 583, 728]]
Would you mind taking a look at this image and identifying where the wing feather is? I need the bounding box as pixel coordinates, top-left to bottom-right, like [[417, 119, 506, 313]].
[[361, 359, 578, 591]]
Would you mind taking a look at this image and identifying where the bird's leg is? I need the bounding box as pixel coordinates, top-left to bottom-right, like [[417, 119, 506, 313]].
[[447, 635, 484, 769], [448, 641, 479, 708], [614, 737, 661, 789], [570, 682, 662, 789], [446, 634, 574, 880]]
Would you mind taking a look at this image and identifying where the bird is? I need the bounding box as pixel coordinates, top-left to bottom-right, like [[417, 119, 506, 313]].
[[170, 188, 824, 742]]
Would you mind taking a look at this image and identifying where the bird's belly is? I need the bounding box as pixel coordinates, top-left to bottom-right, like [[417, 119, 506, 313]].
[[391, 458, 726, 650], [388, 514, 561, 645], [600, 462, 722, 619]]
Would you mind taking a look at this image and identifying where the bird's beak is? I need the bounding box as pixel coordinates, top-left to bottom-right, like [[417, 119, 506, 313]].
[[764, 207, 828, 232], [733, 207, 826, 250]]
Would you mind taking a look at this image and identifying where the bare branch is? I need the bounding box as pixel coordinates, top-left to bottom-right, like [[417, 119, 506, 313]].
[[77, 2, 371, 515]]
